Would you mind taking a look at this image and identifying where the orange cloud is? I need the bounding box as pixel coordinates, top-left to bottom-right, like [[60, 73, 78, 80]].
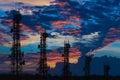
[[70, 16, 81, 21], [51, 20, 81, 29], [23, 48, 81, 68], [0, 47, 81, 72], [53, 0, 69, 7], [35, 25, 45, 33], [57, 2, 68, 7], [64, 28, 81, 35], [2, 19, 13, 27], [102, 27, 120, 46], [20, 24, 34, 32], [0, 0, 50, 6], [2, 19, 34, 32]]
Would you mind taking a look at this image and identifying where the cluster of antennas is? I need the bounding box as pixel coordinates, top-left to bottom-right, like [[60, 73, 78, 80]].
[[8, 8, 110, 78], [9, 9, 72, 77]]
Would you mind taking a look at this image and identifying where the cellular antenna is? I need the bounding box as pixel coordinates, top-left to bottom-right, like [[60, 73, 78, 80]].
[[62, 39, 71, 80], [37, 31, 50, 80], [9, 0, 25, 76], [83, 51, 92, 79], [104, 60, 110, 80]]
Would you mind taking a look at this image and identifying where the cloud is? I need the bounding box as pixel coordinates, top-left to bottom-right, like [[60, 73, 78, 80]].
[[0, 0, 50, 6], [102, 27, 120, 46], [82, 32, 99, 39], [94, 40, 120, 58], [0, 32, 80, 53], [79, 32, 100, 45], [51, 20, 81, 29], [48, 32, 79, 49], [24, 47, 81, 68], [0, 47, 81, 73], [21, 33, 40, 46], [21, 31, 79, 52]]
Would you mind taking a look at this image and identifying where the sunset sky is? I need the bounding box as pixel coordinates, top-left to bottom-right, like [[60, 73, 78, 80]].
[[0, 0, 120, 75], [0, 0, 51, 5]]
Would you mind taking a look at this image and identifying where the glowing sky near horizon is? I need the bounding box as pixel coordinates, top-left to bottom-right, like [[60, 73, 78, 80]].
[[0, 0, 51, 5]]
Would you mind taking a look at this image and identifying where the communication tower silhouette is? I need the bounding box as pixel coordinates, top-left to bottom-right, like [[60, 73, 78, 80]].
[[104, 64, 110, 79], [10, 10, 25, 75], [37, 31, 50, 80], [62, 40, 71, 80], [83, 53, 92, 77]]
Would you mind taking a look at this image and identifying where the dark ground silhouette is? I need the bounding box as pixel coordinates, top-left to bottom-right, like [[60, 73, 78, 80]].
[[0, 74, 120, 80]]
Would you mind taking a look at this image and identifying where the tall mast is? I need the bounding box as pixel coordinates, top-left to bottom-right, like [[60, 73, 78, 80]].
[[38, 31, 49, 80], [10, 11, 25, 75], [83, 52, 92, 78], [62, 40, 71, 80], [104, 64, 110, 80]]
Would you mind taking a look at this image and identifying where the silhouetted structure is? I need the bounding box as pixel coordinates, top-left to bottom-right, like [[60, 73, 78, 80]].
[[83, 53, 92, 78], [104, 64, 110, 80], [37, 31, 50, 80], [10, 10, 25, 75], [62, 40, 71, 80], [0, 73, 120, 80]]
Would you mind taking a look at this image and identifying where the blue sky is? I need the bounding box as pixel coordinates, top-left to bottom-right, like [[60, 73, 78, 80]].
[[94, 40, 120, 58]]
